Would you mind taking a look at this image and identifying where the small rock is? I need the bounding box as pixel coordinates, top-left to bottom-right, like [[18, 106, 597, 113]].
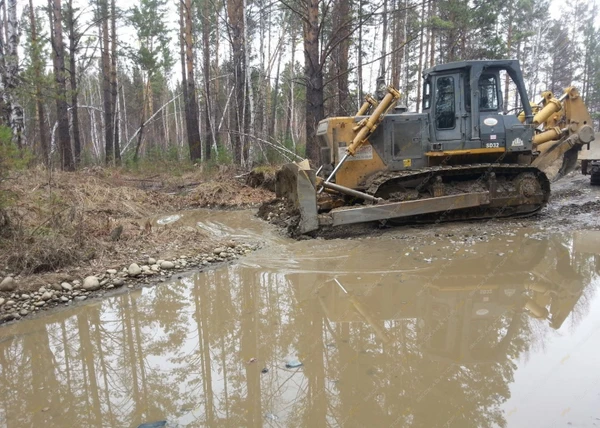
[[100, 279, 108, 286], [6, 300, 15, 306], [19, 309, 28, 316], [61, 282, 73, 291], [33, 301, 45, 307], [20, 294, 30, 300], [148, 257, 156, 264], [128, 263, 142, 277], [1, 313, 16, 322], [0, 276, 16, 291], [219, 252, 228, 258], [60, 296, 69, 302], [106, 269, 117, 275], [213, 247, 225, 255], [41, 291, 53, 301], [50, 283, 62, 291], [0, 298, 4, 306], [74, 296, 87, 302], [160, 261, 175, 270], [82, 276, 100, 291], [112, 278, 125, 287], [151, 264, 160, 271]]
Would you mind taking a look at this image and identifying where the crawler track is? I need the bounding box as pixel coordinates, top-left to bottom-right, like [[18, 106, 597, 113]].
[[350, 164, 552, 224]]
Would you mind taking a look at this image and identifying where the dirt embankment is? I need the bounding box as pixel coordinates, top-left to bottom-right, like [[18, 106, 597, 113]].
[[0, 166, 274, 323]]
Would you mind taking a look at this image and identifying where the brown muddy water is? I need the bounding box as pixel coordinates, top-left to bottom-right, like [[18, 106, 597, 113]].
[[1, 210, 600, 428]]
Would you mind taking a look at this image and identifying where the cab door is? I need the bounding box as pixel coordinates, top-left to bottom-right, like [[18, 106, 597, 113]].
[[433, 74, 463, 142]]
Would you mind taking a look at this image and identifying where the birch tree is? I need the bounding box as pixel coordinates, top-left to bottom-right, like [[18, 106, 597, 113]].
[[0, 0, 24, 148]]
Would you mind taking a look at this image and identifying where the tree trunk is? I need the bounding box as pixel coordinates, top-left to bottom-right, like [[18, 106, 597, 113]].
[[379, 0, 388, 79], [226, 0, 245, 164], [28, 0, 50, 164], [184, 0, 202, 161], [429, 0, 436, 67], [49, 0, 74, 170], [2, 0, 24, 149], [416, 0, 425, 112], [334, 0, 351, 115], [100, 0, 113, 165], [179, 0, 190, 147], [303, 0, 323, 165], [357, 0, 364, 101], [242, 0, 254, 165], [67, 0, 81, 165], [111, 0, 120, 164], [201, 0, 213, 159], [503, 0, 514, 110]]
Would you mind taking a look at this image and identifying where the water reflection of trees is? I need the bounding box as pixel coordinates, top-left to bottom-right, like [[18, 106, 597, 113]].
[[0, 234, 598, 427]]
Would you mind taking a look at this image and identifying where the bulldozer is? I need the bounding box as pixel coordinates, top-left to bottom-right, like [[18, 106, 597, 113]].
[[274, 60, 596, 234]]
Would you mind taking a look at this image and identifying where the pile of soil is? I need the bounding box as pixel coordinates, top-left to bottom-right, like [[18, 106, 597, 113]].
[[245, 166, 278, 192], [186, 175, 273, 208], [257, 198, 300, 232]]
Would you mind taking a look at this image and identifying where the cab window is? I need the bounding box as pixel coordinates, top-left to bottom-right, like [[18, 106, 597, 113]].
[[464, 74, 499, 112], [435, 76, 455, 129], [478, 75, 499, 111]]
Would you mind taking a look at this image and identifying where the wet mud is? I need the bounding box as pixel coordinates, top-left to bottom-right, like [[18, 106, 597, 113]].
[[1, 201, 600, 426]]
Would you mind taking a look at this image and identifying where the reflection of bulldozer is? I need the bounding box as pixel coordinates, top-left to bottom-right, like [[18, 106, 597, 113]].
[[315, 234, 594, 365], [276, 60, 595, 234]]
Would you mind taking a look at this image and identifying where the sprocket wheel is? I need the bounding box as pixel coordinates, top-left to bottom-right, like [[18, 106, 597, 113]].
[[515, 172, 542, 198]]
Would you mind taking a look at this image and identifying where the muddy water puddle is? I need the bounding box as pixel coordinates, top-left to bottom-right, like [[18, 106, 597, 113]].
[[1, 216, 600, 427]]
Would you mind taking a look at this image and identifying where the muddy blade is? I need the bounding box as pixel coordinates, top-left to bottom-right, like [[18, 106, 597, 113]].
[[275, 162, 319, 234], [556, 146, 580, 181]]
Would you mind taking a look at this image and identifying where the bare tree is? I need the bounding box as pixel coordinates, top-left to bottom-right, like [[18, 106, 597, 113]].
[[27, 0, 50, 163], [182, 0, 201, 161], [49, 0, 75, 170]]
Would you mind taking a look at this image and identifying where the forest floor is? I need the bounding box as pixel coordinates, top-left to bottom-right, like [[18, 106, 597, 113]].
[[0, 165, 277, 323]]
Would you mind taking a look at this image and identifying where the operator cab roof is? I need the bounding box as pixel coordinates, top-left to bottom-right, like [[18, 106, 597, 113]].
[[423, 59, 521, 77]]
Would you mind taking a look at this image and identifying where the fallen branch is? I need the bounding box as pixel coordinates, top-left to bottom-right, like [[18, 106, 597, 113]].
[[120, 93, 182, 156]]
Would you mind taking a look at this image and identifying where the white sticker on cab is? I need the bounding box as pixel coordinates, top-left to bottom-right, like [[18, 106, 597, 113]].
[[338, 145, 373, 161]]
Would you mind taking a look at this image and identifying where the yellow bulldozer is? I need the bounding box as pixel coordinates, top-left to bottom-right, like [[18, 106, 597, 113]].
[[275, 60, 596, 234]]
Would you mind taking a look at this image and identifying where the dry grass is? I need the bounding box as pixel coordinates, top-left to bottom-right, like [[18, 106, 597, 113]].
[[0, 165, 273, 281]]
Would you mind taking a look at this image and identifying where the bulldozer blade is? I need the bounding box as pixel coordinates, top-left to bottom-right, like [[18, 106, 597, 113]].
[[532, 134, 580, 181], [321, 192, 490, 227], [275, 162, 319, 234], [556, 146, 580, 181], [533, 125, 595, 181]]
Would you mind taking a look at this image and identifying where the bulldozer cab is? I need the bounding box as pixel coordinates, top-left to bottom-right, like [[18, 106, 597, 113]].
[[422, 60, 534, 159]]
